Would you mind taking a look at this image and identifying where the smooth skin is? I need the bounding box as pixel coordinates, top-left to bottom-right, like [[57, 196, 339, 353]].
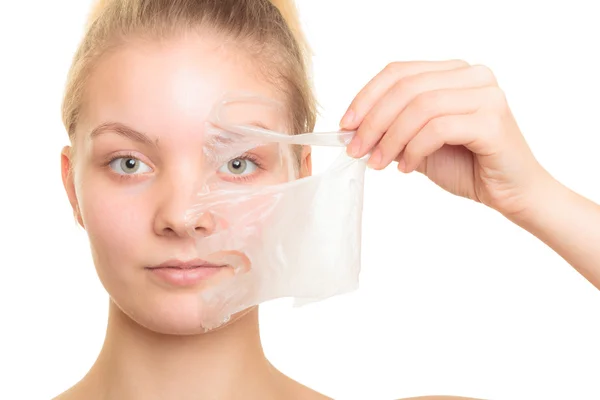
[[55, 50, 599, 399], [342, 59, 600, 292]]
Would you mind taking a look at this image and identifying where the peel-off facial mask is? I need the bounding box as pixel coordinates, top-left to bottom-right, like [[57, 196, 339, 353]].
[[182, 93, 367, 330]]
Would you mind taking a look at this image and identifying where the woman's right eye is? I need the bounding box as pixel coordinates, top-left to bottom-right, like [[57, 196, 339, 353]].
[[109, 157, 152, 175]]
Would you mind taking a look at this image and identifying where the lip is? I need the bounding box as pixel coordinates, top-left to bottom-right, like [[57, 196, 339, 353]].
[[146, 258, 227, 287]]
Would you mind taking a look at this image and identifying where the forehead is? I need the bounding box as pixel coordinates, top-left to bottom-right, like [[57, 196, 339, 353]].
[[79, 34, 284, 137]]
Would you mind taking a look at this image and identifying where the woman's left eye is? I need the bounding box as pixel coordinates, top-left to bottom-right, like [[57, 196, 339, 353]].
[[218, 158, 258, 176], [109, 157, 152, 175]]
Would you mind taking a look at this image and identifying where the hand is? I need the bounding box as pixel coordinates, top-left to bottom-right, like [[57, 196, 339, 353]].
[[340, 60, 552, 217]]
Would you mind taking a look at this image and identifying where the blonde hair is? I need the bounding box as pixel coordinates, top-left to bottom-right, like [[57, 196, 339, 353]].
[[62, 0, 316, 140]]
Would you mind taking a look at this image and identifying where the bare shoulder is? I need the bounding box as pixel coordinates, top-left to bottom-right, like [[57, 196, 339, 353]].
[[51, 380, 95, 400], [398, 396, 485, 400], [52, 388, 81, 400], [52, 389, 73, 400], [280, 378, 332, 399]]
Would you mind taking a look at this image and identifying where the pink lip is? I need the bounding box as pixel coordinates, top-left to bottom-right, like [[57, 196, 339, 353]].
[[146, 258, 227, 287]]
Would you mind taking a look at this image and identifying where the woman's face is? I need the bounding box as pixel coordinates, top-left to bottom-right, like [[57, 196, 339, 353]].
[[61, 34, 305, 334]]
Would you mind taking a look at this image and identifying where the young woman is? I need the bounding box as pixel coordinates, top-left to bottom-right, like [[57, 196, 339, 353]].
[[56, 0, 600, 399]]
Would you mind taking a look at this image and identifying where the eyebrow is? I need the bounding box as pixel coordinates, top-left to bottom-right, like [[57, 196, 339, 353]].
[[90, 122, 159, 147], [89, 120, 281, 148], [245, 121, 271, 130]]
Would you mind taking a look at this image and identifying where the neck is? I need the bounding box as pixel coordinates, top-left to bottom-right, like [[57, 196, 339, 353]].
[[80, 301, 284, 400]]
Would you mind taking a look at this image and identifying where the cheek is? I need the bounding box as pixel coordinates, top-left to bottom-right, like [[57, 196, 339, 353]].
[[231, 194, 281, 242], [78, 178, 151, 269]]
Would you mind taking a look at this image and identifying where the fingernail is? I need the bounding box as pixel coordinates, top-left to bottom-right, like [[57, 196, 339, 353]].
[[347, 136, 362, 158], [397, 157, 407, 172], [340, 109, 355, 129], [367, 148, 382, 168]]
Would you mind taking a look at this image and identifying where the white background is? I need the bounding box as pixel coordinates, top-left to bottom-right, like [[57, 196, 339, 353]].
[[1, 1, 600, 399]]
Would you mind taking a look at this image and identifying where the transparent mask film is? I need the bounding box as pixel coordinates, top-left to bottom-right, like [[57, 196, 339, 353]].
[[180, 93, 367, 331]]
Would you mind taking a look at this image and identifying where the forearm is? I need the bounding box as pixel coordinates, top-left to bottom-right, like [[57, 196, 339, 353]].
[[510, 173, 600, 290]]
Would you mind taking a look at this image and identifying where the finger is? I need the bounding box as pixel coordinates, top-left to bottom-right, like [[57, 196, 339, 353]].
[[353, 65, 498, 161], [341, 60, 469, 131], [368, 85, 496, 169], [399, 114, 480, 173]]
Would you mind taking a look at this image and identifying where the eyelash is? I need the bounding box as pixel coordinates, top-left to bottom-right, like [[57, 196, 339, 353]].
[[104, 151, 149, 182], [223, 153, 265, 183], [103, 152, 266, 182]]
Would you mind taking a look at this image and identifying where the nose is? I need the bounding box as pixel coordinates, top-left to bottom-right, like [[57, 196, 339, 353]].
[[153, 186, 217, 239], [154, 202, 217, 238], [186, 210, 217, 237]]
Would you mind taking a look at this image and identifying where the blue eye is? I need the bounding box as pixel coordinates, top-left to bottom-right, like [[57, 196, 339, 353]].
[[219, 158, 258, 176], [109, 157, 152, 175]]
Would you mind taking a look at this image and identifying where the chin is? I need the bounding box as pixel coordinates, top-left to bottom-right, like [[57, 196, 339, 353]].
[[111, 289, 254, 335]]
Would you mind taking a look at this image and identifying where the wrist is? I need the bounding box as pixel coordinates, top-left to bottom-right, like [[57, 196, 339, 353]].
[[501, 164, 600, 290], [503, 167, 566, 231]]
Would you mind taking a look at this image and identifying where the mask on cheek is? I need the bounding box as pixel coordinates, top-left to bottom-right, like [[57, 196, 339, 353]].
[[180, 93, 368, 331]]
